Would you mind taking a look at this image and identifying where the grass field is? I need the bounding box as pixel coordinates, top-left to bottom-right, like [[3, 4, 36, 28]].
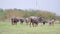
[[0, 22, 60, 34]]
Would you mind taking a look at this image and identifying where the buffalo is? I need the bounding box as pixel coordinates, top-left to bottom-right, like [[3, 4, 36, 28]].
[[25, 18, 29, 25], [11, 17, 19, 25], [19, 17, 25, 24], [49, 18, 55, 26], [29, 16, 39, 27], [39, 17, 47, 25]]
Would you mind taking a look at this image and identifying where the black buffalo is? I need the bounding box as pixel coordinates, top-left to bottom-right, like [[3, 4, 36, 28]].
[[19, 17, 25, 24], [29, 16, 39, 27], [11, 17, 19, 25], [39, 17, 47, 25]]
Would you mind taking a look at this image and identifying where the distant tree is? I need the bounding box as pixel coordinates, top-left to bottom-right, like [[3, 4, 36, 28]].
[[0, 8, 7, 21]]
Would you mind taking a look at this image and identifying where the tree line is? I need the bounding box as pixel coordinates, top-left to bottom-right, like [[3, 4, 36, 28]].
[[0, 8, 60, 21]]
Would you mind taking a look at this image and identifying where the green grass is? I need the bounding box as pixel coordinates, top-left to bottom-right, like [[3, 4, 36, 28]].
[[0, 22, 60, 34]]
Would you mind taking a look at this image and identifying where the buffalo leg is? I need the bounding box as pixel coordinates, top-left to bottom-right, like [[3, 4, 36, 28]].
[[32, 23, 34, 27], [43, 22, 45, 25]]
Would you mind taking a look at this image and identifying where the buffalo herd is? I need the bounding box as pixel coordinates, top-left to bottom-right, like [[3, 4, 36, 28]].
[[11, 16, 55, 27]]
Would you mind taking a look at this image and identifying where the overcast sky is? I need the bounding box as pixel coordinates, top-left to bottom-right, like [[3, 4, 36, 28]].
[[0, 0, 60, 16]]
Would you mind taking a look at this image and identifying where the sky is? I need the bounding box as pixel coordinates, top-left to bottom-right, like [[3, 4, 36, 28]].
[[0, 0, 60, 16]]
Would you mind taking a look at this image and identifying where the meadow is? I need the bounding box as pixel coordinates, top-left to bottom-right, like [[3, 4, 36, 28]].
[[0, 22, 60, 34]]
